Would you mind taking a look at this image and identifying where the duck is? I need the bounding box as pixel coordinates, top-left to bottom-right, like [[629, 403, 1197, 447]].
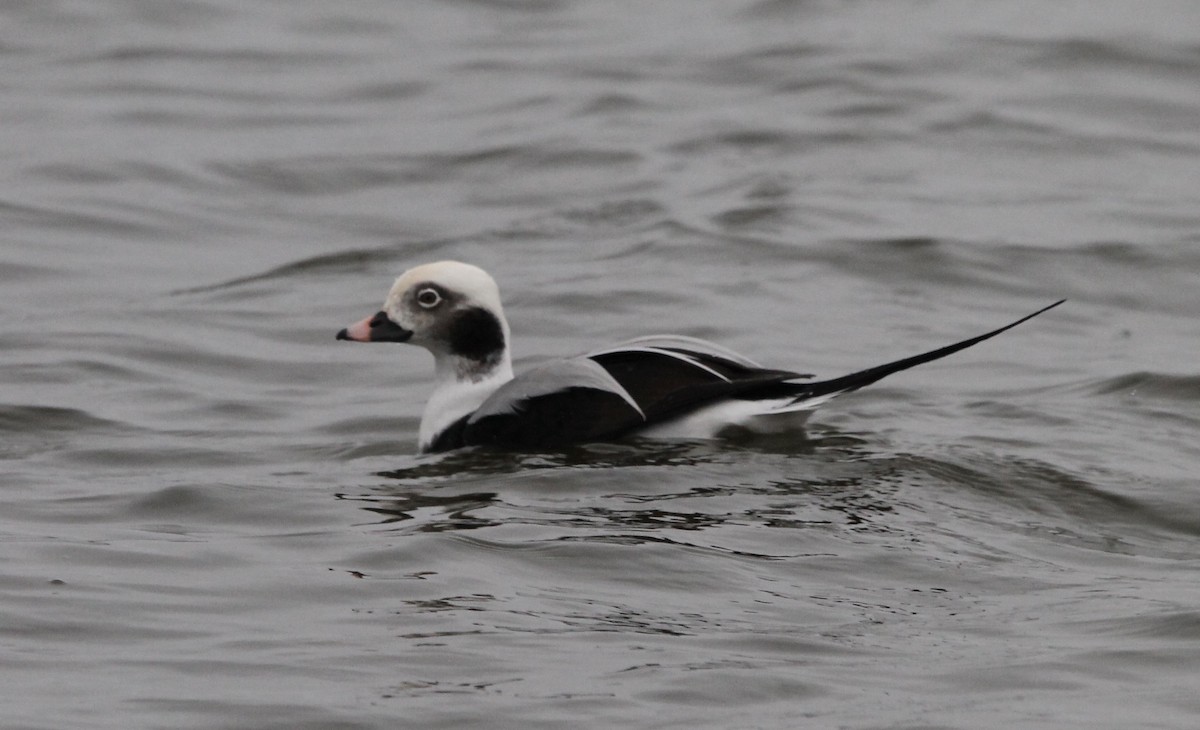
[[336, 261, 1063, 453]]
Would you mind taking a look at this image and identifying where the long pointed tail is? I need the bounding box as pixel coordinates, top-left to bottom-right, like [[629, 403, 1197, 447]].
[[791, 299, 1066, 404]]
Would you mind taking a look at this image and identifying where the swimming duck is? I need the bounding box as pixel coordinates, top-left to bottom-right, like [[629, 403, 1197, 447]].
[[337, 261, 1062, 452]]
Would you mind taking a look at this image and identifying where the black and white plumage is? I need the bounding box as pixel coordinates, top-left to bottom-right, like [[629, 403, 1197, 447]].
[[336, 261, 1064, 453]]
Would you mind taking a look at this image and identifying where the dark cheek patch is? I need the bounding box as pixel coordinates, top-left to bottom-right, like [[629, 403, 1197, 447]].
[[446, 307, 505, 363]]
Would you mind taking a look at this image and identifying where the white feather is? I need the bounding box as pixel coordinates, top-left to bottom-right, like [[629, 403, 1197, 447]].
[[635, 396, 819, 439]]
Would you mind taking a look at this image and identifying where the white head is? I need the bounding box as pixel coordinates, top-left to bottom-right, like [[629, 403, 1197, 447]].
[[337, 261, 515, 451], [337, 261, 511, 383]]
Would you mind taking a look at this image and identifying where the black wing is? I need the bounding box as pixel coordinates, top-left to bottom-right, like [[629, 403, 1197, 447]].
[[588, 346, 805, 419], [446, 301, 1065, 451], [457, 339, 808, 450]]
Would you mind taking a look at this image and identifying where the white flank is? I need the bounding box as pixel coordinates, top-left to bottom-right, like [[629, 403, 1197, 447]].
[[635, 393, 824, 440]]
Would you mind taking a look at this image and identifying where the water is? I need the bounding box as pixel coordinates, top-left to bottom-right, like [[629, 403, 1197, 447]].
[[4, 1, 1200, 727]]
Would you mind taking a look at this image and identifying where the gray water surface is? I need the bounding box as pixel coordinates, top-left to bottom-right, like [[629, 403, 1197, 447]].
[[4, 1, 1200, 728]]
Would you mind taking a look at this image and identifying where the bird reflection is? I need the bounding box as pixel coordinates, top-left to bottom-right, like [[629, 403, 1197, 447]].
[[338, 430, 900, 537]]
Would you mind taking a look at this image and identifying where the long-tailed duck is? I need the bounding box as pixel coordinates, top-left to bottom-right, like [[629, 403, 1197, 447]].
[[337, 261, 1063, 452]]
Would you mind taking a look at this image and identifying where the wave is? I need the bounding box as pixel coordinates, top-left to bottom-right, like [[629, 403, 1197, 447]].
[[1086, 372, 1200, 401], [0, 404, 124, 434]]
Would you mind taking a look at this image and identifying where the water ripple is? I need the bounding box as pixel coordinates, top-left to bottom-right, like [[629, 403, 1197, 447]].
[[1087, 371, 1200, 401], [5, 1, 1200, 727]]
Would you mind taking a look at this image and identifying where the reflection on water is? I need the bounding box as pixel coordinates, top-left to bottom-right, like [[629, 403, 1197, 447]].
[[346, 429, 1199, 567], [342, 489, 501, 531], [350, 435, 917, 547]]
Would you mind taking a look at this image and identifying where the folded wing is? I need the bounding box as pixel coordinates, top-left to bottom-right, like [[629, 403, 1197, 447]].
[[442, 300, 1065, 451], [457, 338, 810, 449]]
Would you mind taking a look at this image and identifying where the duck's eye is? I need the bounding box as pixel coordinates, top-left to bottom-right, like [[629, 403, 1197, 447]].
[[416, 288, 442, 309]]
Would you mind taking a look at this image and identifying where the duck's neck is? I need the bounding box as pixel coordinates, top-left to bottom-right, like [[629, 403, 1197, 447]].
[[418, 350, 513, 451]]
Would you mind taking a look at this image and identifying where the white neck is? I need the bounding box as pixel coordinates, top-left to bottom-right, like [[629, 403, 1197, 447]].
[[418, 351, 513, 451]]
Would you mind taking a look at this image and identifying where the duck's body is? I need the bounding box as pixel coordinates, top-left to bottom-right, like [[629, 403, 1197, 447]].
[[337, 261, 1063, 453]]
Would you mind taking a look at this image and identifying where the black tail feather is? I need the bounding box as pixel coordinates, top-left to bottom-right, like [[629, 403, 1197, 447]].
[[794, 299, 1066, 402]]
